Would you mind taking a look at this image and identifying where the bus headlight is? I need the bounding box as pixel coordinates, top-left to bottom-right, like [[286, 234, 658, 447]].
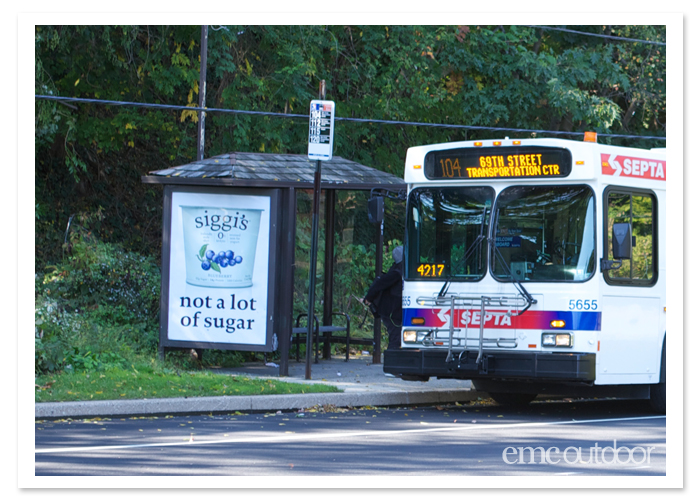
[[403, 330, 417, 343], [542, 332, 573, 348]]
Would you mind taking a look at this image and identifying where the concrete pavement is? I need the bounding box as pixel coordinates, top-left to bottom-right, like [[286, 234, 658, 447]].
[[35, 354, 486, 419]]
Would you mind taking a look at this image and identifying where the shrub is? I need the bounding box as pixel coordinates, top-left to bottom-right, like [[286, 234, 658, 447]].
[[35, 297, 70, 374], [42, 213, 161, 321], [35, 213, 161, 374]]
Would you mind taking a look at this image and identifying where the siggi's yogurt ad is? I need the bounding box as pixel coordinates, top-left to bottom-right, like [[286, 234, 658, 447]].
[[181, 206, 263, 288]]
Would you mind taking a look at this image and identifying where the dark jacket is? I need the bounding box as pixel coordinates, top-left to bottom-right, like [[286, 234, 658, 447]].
[[364, 261, 403, 318]]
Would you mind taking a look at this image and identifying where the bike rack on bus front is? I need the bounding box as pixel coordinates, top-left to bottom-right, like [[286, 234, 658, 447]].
[[415, 293, 529, 371]]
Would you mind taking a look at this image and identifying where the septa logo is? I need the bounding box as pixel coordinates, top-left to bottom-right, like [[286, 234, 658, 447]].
[[419, 308, 514, 329], [404, 308, 602, 331], [601, 153, 665, 181]]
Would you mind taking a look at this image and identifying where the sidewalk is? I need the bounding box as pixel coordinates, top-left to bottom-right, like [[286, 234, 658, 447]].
[[35, 354, 485, 419]]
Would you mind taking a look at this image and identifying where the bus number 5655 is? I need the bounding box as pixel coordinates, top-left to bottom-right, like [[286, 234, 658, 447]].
[[569, 299, 598, 310]]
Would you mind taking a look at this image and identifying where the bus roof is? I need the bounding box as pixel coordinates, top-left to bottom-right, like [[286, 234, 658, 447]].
[[405, 137, 665, 157], [404, 137, 666, 185]]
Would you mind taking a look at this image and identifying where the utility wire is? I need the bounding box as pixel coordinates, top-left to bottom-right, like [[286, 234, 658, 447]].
[[35, 94, 666, 142], [525, 25, 666, 46]]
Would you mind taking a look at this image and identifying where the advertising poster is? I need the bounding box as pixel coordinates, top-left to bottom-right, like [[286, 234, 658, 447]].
[[166, 190, 271, 347]]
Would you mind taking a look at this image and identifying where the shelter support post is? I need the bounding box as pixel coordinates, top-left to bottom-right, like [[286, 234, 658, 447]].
[[322, 189, 336, 359], [278, 187, 296, 377], [373, 196, 384, 364]]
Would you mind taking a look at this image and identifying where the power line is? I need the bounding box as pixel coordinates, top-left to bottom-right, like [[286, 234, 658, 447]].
[[525, 25, 666, 46], [35, 94, 665, 142]]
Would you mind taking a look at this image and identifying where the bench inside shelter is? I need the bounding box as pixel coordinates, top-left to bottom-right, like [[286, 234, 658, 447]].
[[291, 313, 375, 362]]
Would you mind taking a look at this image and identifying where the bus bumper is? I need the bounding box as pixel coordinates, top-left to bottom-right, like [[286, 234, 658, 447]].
[[383, 348, 596, 382]]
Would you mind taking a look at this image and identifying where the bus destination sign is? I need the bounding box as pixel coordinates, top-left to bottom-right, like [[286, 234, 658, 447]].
[[425, 146, 572, 180]]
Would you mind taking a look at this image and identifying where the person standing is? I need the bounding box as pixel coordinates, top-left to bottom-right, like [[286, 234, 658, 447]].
[[364, 245, 404, 351]]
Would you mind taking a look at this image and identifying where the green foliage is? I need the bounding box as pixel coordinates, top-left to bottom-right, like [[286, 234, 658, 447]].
[[42, 213, 160, 320], [34, 299, 68, 374], [291, 188, 403, 354], [35, 213, 161, 374], [35, 25, 666, 272], [34, 24, 666, 364], [62, 348, 127, 372], [334, 239, 402, 339]]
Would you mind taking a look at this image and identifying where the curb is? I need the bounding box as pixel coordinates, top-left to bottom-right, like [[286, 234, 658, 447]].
[[35, 389, 487, 419]]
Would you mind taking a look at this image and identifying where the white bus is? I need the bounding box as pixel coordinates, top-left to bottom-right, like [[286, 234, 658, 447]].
[[384, 136, 666, 413]]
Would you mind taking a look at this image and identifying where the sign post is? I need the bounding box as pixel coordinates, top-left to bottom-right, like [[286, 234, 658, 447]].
[[305, 82, 334, 379]]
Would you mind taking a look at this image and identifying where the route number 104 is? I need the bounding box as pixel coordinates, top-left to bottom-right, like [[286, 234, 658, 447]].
[[569, 299, 598, 310]]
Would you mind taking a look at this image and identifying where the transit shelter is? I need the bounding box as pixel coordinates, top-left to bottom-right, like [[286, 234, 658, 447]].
[[142, 152, 405, 376]]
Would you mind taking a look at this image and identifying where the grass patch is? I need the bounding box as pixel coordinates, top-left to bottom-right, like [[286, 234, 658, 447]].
[[35, 364, 340, 403], [34, 218, 344, 404]]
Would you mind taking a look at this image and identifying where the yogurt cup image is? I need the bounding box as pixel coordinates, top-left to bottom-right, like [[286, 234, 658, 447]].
[[180, 206, 263, 288]]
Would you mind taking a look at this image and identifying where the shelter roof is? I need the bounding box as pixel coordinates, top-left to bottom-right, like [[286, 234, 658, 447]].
[[142, 152, 405, 191]]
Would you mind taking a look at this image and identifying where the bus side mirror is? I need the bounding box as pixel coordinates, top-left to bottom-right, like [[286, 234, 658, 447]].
[[368, 196, 383, 224], [612, 223, 632, 260]]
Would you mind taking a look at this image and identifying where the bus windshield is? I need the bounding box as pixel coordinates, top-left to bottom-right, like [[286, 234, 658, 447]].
[[492, 185, 595, 282], [406, 187, 493, 281]]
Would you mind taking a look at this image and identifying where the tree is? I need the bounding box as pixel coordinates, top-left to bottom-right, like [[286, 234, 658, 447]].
[[35, 25, 666, 269]]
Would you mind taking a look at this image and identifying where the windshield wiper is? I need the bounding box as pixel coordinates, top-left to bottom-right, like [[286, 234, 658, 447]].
[[490, 211, 537, 315], [437, 234, 485, 297], [493, 244, 537, 313], [438, 205, 488, 298]]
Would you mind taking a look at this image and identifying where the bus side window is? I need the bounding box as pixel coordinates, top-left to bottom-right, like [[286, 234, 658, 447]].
[[604, 188, 657, 286]]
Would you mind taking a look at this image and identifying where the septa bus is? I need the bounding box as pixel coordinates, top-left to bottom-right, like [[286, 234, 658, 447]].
[[383, 136, 666, 413]]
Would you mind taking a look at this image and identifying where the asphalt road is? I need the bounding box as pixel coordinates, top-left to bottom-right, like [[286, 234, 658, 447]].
[[35, 399, 665, 476]]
